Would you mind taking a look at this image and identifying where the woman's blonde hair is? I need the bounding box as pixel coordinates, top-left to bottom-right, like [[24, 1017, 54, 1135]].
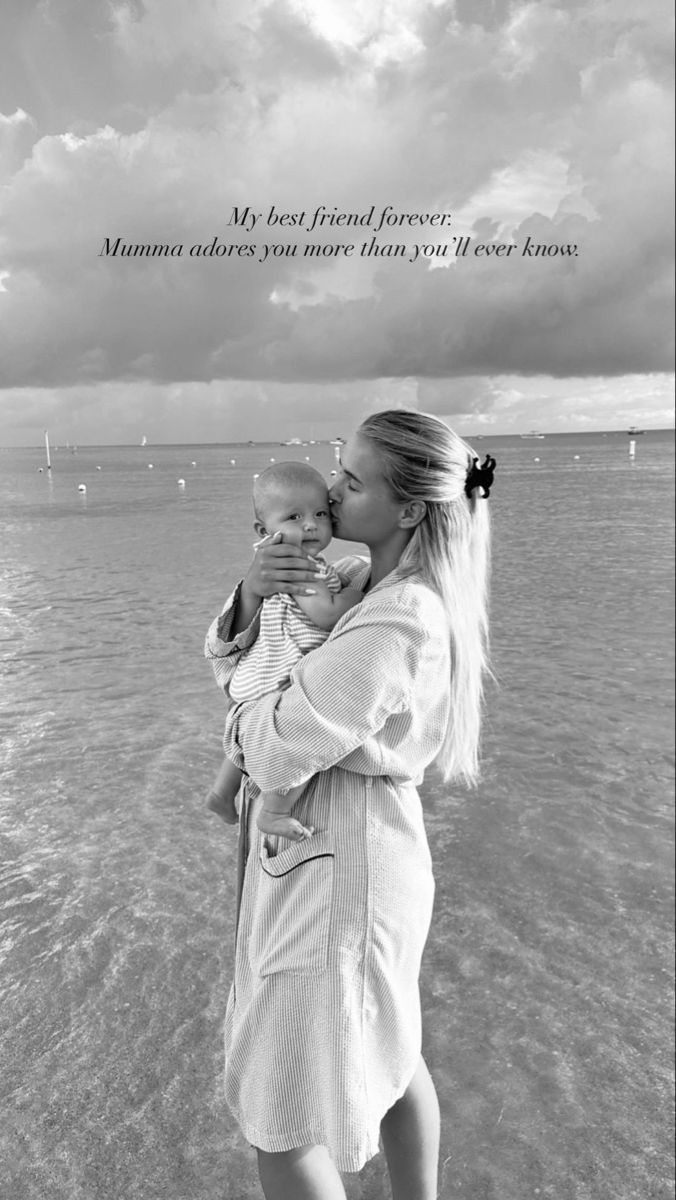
[[358, 409, 492, 786]]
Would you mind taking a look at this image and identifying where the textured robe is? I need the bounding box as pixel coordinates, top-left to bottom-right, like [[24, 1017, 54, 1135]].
[[205, 557, 450, 1171]]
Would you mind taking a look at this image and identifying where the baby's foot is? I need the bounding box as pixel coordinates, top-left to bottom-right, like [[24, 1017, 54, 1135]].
[[257, 810, 314, 842], [206, 790, 239, 825]]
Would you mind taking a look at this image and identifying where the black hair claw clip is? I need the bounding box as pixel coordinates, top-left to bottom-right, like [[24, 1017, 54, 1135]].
[[465, 454, 496, 498]]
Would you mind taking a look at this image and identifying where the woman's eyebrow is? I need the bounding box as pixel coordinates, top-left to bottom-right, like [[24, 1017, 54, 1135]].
[[338, 458, 362, 484]]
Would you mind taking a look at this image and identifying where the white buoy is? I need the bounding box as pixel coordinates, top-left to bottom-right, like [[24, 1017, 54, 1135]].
[[330, 469, 337, 477], [305, 456, 310, 461], [270, 457, 275, 463], [534, 457, 540, 463], [96, 465, 102, 470], [178, 478, 186, 488], [574, 455, 580, 460], [148, 463, 154, 469], [629, 439, 636, 459], [230, 459, 236, 465], [253, 473, 259, 480], [191, 461, 197, 467], [38, 467, 44, 473], [78, 483, 87, 493]]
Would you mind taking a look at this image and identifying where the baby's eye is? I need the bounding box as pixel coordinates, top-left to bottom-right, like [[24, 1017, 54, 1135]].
[[317, 509, 329, 517], [288, 513, 301, 520]]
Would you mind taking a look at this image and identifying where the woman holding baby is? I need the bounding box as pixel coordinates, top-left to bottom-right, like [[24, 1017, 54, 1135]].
[[205, 409, 494, 1200]]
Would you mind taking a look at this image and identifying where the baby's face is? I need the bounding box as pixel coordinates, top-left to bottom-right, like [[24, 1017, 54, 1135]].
[[257, 479, 333, 554]]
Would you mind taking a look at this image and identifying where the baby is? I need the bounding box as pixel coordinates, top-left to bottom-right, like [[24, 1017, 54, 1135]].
[[206, 461, 363, 841]]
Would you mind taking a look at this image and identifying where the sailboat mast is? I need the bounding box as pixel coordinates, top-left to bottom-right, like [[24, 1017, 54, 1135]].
[[44, 430, 52, 471]]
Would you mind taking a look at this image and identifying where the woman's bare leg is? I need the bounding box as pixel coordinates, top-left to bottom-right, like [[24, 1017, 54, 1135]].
[[256, 1145, 346, 1200], [380, 1056, 440, 1200]]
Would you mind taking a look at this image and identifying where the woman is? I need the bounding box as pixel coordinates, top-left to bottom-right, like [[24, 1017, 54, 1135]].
[[205, 409, 493, 1200]]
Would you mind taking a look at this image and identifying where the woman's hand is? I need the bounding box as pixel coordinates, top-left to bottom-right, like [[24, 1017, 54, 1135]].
[[229, 532, 323, 636], [243, 532, 321, 604], [242, 531, 321, 602]]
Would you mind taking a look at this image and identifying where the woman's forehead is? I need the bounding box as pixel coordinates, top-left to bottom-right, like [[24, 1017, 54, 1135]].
[[341, 433, 384, 485]]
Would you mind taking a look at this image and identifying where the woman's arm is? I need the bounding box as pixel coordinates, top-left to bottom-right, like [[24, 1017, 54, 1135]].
[[225, 592, 436, 792], [205, 581, 263, 694]]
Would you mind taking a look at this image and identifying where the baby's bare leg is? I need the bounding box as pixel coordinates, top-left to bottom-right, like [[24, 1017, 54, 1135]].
[[206, 756, 242, 824], [256, 783, 314, 841]]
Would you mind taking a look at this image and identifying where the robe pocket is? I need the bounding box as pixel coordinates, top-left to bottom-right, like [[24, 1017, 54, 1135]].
[[249, 832, 335, 977]]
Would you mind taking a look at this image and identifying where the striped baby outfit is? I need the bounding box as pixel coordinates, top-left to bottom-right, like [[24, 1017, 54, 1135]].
[[205, 556, 451, 1172], [229, 558, 342, 704]]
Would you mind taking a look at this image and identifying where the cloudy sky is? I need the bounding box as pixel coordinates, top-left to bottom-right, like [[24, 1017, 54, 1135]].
[[0, 0, 673, 445]]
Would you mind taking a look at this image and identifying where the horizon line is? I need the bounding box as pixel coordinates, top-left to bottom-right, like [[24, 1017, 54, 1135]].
[[2, 426, 674, 451]]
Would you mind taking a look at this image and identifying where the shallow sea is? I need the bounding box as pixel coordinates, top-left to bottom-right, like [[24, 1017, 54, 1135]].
[[1, 431, 674, 1200]]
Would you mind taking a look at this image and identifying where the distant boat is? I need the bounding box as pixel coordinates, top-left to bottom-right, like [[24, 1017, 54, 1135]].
[[330, 437, 346, 446], [520, 430, 545, 439], [627, 426, 645, 435], [282, 437, 303, 445], [141, 435, 148, 446]]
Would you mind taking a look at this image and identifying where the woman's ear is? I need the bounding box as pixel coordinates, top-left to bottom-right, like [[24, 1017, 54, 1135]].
[[399, 499, 427, 529], [254, 520, 268, 538]]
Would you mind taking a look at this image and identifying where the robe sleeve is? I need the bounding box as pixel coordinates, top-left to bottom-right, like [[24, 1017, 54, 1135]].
[[204, 581, 262, 696], [224, 594, 429, 792]]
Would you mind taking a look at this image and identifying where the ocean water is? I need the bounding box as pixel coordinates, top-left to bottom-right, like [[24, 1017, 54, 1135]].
[[0, 431, 673, 1200]]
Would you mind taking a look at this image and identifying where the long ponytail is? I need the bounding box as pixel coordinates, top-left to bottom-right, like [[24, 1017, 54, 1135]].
[[358, 410, 491, 785]]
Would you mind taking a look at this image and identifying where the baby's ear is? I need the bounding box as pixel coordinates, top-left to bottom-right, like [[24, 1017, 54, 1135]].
[[254, 520, 267, 538]]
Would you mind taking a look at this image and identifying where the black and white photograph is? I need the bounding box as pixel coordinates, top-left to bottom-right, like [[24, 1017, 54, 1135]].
[[0, 2, 674, 1198]]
